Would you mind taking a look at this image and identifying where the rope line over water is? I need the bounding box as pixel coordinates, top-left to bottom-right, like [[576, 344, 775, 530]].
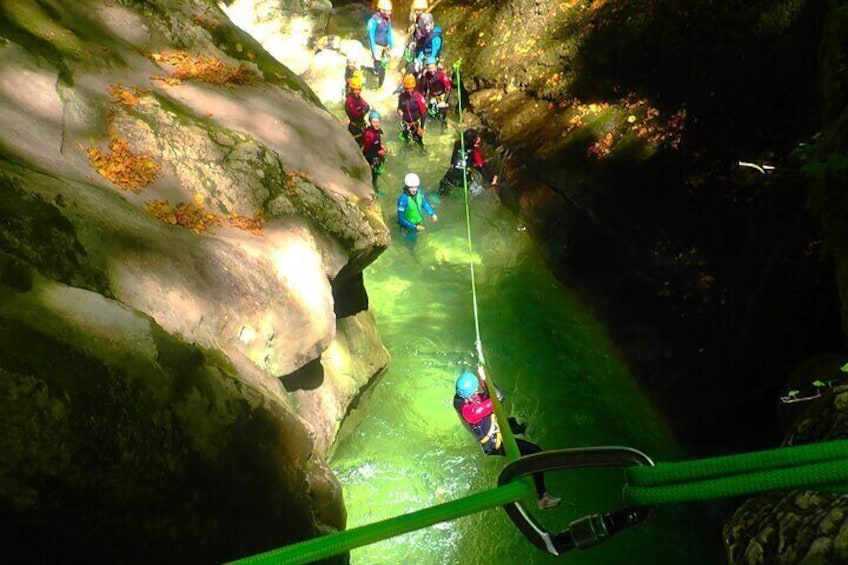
[[454, 60, 521, 462], [228, 439, 848, 563]]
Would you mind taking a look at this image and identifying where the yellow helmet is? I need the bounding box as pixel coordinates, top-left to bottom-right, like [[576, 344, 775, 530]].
[[411, 0, 428, 10], [349, 76, 363, 90], [376, 0, 392, 11], [402, 74, 416, 88]]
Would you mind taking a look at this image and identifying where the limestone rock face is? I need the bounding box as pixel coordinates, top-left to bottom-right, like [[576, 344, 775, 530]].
[[0, 0, 390, 561]]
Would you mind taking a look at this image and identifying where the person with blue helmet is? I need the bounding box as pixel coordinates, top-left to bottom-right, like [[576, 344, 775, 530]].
[[397, 172, 437, 243], [367, 0, 394, 88], [362, 110, 386, 189], [453, 368, 562, 510], [400, 0, 429, 79]]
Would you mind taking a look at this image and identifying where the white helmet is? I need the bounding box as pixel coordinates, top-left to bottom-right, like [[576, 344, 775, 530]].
[[404, 172, 420, 187]]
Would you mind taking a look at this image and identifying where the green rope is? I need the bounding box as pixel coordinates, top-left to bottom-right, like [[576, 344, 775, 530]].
[[627, 439, 848, 486], [227, 480, 534, 565], [453, 59, 521, 462], [230, 439, 848, 563], [625, 459, 848, 505], [453, 59, 484, 366], [623, 440, 848, 506]]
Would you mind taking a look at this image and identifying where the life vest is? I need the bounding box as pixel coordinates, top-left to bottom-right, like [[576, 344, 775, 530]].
[[345, 93, 369, 125], [453, 395, 502, 454], [403, 191, 424, 225], [369, 13, 391, 48], [398, 91, 425, 121], [363, 126, 383, 162], [416, 26, 442, 59]]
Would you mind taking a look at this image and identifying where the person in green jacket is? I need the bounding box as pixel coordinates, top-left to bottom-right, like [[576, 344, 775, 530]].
[[396, 172, 437, 243]]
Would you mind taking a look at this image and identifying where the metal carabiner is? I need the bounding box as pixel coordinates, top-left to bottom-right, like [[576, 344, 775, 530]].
[[497, 446, 655, 556]]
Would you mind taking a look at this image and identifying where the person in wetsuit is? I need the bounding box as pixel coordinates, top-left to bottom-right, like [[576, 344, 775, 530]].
[[367, 0, 394, 88], [344, 76, 370, 147], [439, 128, 498, 196], [412, 13, 443, 69], [420, 58, 451, 129], [454, 369, 562, 510], [362, 110, 387, 189], [397, 74, 427, 149], [396, 172, 437, 243]]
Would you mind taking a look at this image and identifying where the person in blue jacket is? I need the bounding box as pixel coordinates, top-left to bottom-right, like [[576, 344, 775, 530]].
[[413, 13, 442, 68], [367, 0, 394, 88], [397, 172, 437, 241]]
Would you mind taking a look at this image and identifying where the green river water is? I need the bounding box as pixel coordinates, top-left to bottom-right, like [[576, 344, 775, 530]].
[[321, 87, 725, 564]]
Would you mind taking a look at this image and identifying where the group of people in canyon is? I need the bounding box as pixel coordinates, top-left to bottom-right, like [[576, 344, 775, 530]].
[[343, 0, 500, 239], [346, 1, 560, 511]]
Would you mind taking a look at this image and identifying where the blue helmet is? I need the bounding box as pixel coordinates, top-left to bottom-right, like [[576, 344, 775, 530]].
[[425, 56, 437, 66], [369, 109, 381, 121], [456, 371, 479, 399]]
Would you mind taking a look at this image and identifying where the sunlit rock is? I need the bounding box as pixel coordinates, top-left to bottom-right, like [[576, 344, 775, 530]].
[[0, 0, 389, 560], [222, 0, 332, 74]]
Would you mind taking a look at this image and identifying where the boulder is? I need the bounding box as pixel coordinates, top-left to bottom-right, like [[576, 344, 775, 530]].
[[0, 0, 391, 560]]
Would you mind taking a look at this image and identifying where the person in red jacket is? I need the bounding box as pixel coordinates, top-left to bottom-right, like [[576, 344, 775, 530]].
[[396, 73, 426, 149], [420, 58, 451, 129], [362, 110, 387, 190], [345, 75, 370, 147], [453, 368, 562, 510]]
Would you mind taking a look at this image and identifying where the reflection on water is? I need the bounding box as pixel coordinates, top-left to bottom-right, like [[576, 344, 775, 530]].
[[325, 82, 723, 565]]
